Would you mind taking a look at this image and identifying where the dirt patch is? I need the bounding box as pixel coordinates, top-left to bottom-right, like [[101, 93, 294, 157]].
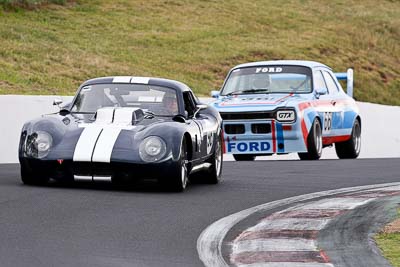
[[381, 218, 400, 234]]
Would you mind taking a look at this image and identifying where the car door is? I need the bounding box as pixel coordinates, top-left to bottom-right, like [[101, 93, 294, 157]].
[[321, 70, 344, 137], [182, 91, 203, 160], [313, 70, 337, 138], [186, 91, 218, 159]]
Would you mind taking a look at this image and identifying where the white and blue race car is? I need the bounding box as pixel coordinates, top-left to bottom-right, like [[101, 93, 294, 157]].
[[210, 60, 361, 161]]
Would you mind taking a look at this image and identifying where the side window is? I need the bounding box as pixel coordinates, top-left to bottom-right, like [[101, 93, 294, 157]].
[[313, 71, 327, 93], [322, 71, 339, 95], [183, 91, 197, 117]]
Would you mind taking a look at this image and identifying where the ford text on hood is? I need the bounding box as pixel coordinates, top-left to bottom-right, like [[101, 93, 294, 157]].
[[210, 60, 361, 161]]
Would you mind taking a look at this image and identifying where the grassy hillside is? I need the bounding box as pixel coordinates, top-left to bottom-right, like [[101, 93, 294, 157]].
[[0, 0, 399, 105]]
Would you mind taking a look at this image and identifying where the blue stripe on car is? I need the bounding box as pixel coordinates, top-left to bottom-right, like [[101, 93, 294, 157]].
[[276, 123, 284, 153]]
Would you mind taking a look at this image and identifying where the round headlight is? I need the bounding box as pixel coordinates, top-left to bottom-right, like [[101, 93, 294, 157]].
[[139, 136, 167, 162], [26, 131, 53, 159]]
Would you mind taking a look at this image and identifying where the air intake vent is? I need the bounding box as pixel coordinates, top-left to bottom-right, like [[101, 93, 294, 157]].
[[220, 112, 274, 120], [224, 124, 245, 134], [251, 124, 271, 134]]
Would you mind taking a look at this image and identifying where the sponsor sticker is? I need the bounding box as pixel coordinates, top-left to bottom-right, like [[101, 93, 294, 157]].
[[276, 110, 295, 122], [256, 67, 283, 73]]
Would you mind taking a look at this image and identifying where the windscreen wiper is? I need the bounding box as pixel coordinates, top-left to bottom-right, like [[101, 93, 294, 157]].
[[239, 89, 270, 94], [224, 89, 269, 96]]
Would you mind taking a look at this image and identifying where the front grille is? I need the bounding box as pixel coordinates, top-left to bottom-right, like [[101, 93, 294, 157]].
[[220, 112, 274, 120], [251, 123, 271, 134], [225, 124, 245, 134], [73, 162, 92, 176]]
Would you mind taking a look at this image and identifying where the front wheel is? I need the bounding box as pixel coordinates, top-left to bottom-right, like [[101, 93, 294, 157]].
[[233, 154, 256, 161], [204, 134, 223, 184], [21, 164, 49, 185], [168, 140, 189, 192], [335, 119, 361, 159], [298, 118, 322, 160]]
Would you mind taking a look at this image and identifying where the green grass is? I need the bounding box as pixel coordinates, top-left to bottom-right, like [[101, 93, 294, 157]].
[[376, 233, 400, 267], [0, 0, 399, 105], [0, 0, 69, 10], [376, 208, 400, 267]]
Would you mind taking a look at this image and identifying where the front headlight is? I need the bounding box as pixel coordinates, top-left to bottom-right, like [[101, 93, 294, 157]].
[[139, 136, 167, 162], [275, 109, 296, 122], [25, 131, 53, 159]]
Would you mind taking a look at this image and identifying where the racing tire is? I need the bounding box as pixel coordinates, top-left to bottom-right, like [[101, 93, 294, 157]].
[[233, 154, 256, 161], [20, 165, 49, 185], [335, 119, 361, 159], [298, 118, 322, 160], [203, 133, 223, 184], [168, 140, 189, 192]]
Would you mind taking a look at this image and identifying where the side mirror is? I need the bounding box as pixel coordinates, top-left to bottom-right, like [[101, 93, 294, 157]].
[[211, 90, 220, 98], [172, 114, 187, 123], [193, 104, 208, 118], [315, 88, 327, 98], [53, 98, 63, 107]]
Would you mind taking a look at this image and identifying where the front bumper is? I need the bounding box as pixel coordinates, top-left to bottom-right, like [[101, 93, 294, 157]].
[[222, 119, 307, 154], [19, 157, 179, 182]]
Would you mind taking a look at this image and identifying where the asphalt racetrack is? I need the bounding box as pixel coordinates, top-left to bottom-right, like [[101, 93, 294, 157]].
[[0, 158, 399, 267]]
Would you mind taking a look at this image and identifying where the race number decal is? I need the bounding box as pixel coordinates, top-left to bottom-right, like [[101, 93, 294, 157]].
[[324, 112, 332, 132]]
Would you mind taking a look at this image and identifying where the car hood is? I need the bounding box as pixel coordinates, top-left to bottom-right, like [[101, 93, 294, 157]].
[[21, 107, 182, 161], [210, 93, 311, 112]]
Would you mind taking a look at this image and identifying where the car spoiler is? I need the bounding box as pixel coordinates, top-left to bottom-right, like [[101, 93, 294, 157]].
[[334, 68, 354, 98]]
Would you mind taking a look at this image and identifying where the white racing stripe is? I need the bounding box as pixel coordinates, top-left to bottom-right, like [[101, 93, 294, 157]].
[[96, 107, 115, 123], [73, 126, 103, 162], [113, 107, 138, 125], [130, 77, 149, 84], [92, 128, 122, 163], [113, 76, 132, 83], [233, 239, 317, 254], [73, 107, 134, 163], [248, 218, 330, 232]]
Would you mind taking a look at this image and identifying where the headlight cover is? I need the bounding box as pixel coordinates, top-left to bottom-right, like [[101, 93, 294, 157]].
[[25, 131, 53, 159], [139, 136, 167, 162], [275, 109, 296, 122]]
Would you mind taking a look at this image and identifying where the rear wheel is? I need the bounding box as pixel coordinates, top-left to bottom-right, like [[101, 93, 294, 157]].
[[233, 154, 256, 161], [298, 118, 322, 160], [21, 164, 49, 185], [335, 119, 361, 159], [168, 140, 189, 192]]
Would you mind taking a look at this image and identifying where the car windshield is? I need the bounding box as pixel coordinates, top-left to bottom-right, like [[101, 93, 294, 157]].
[[221, 65, 313, 95], [70, 84, 179, 116]]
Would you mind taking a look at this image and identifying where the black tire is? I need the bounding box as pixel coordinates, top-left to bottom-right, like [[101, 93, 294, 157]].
[[335, 119, 361, 159], [168, 140, 189, 192], [20, 164, 49, 185], [233, 154, 256, 161], [203, 133, 223, 184], [298, 118, 322, 160]]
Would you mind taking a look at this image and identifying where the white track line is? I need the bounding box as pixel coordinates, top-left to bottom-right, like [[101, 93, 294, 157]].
[[237, 263, 334, 267], [295, 197, 374, 210], [248, 218, 330, 232], [197, 182, 400, 267], [233, 238, 317, 253]]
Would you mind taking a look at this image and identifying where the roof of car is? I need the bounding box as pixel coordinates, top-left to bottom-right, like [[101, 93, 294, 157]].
[[80, 76, 191, 93], [233, 60, 331, 70]]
